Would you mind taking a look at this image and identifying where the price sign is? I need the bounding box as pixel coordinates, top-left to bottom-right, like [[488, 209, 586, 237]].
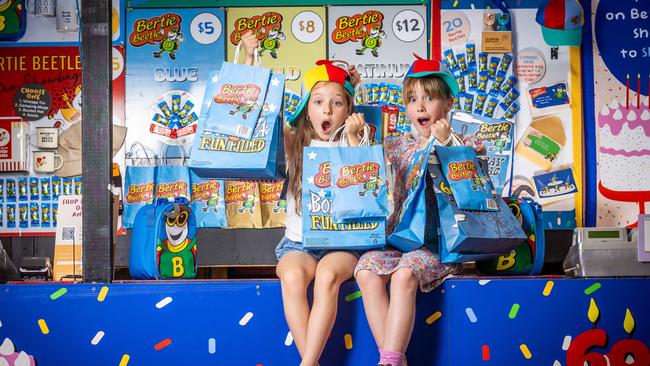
[[190, 13, 222, 45], [392, 10, 424, 42], [112, 46, 124, 81], [291, 11, 324, 44], [441, 11, 470, 46]]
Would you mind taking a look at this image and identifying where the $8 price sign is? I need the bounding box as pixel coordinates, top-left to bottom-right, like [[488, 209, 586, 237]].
[[292, 11, 323, 44]]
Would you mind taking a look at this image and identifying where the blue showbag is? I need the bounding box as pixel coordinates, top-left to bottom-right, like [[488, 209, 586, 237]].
[[428, 153, 526, 261], [353, 105, 383, 145], [435, 146, 499, 212], [189, 72, 286, 179], [387, 137, 438, 252], [190, 171, 227, 228], [155, 165, 191, 201], [204, 62, 270, 139], [330, 145, 388, 222], [302, 147, 385, 250], [123, 165, 156, 228]]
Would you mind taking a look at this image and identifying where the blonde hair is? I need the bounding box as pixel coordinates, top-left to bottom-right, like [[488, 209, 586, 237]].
[[287, 82, 353, 214]]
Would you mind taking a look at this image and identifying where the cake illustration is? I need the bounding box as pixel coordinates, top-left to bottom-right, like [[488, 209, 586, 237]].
[[598, 99, 650, 192]]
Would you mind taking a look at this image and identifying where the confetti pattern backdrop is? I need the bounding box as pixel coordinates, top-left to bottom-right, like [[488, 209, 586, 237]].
[[0, 278, 648, 365]]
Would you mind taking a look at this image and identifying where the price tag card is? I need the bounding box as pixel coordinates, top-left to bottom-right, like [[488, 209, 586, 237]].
[[226, 7, 327, 94], [125, 8, 225, 161], [328, 5, 428, 84]]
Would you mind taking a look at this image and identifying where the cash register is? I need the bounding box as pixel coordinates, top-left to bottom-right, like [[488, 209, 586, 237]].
[[564, 228, 650, 277]]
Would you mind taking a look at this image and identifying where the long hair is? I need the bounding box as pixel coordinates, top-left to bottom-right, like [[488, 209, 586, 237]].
[[287, 82, 353, 215]]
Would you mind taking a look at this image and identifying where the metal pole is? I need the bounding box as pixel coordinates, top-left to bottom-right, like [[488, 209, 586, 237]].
[[81, 1, 113, 283]]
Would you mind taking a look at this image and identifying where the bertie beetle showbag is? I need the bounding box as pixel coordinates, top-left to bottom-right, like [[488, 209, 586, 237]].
[[123, 165, 155, 228], [190, 171, 226, 228], [130, 197, 197, 279], [330, 145, 388, 223], [203, 46, 270, 139], [387, 137, 438, 252], [428, 147, 525, 261], [189, 70, 286, 179], [302, 147, 385, 250]]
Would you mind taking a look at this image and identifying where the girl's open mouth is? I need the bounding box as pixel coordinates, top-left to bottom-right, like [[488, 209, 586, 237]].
[[417, 117, 430, 126], [321, 121, 332, 133]]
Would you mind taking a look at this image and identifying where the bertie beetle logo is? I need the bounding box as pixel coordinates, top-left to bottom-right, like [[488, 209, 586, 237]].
[[447, 161, 487, 193], [214, 84, 261, 120], [129, 13, 184, 60], [126, 182, 154, 204], [331, 11, 386, 57], [313, 162, 332, 188], [230, 12, 285, 59], [335, 162, 383, 198]]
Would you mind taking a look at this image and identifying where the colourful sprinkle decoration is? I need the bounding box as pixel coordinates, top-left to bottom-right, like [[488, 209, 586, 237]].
[[426, 311, 442, 325], [520, 344, 532, 359], [37, 319, 49, 334], [119, 354, 130, 366], [482, 345, 490, 361], [584, 283, 601, 295], [344, 334, 353, 350], [284, 331, 293, 346], [478, 280, 491, 286], [156, 297, 173, 309], [543, 281, 554, 296], [91, 331, 105, 345], [208, 338, 216, 354], [0, 320, 3, 328], [509, 304, 520, 319], [562, 336, 572, 351], [465, 308, 477, 323], [345, 291, 362, 302], [239, 312, 254, 326], [453, 0, 459, 7], [50, 288, 67, 300], [97, 286, 109, 302], [154, 338, 172, 350], [553, 360, 562, 366]]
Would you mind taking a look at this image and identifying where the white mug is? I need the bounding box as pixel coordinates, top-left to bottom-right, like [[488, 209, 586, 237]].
[[33, 151, 64, 173], [36, 127, 59, 149], [56, 0, 79, 32], [26, 0, 57, 17]]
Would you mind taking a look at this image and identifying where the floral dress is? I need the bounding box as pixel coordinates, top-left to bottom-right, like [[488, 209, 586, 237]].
[[354, 133, 460, 292]]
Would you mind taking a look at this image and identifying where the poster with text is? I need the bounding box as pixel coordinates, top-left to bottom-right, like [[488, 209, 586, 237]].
[[585, 0, 650, 227], [328, 5, 428, 84], [226, 7, 327, 94], [125, 8, 225, 163], [441, 2, 580, 229]]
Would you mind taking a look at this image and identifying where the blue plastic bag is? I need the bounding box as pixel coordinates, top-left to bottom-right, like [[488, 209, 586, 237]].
[[330, 145, 388, 223], [123, 165, 156, 228], [155, 165, 190, 201], [302, 146, 385, 250], [476, 197, 545, 275], [435, 145, 499, 212], [204, 62, 270, 139], [428, 153, 526, 259], [189, 72, 286, 179], [386, 137, 438, 252], [190, 171, 227, 228]]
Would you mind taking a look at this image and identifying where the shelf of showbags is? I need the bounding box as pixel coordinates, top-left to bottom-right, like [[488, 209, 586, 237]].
[[0, 175, 81, 236]]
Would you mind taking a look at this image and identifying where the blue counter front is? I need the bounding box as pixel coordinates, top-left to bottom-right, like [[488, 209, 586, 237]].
[[0, 278, 648, 365]]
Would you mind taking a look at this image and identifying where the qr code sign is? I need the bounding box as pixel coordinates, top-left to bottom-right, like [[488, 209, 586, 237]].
[[62, 227, 75, 241]]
